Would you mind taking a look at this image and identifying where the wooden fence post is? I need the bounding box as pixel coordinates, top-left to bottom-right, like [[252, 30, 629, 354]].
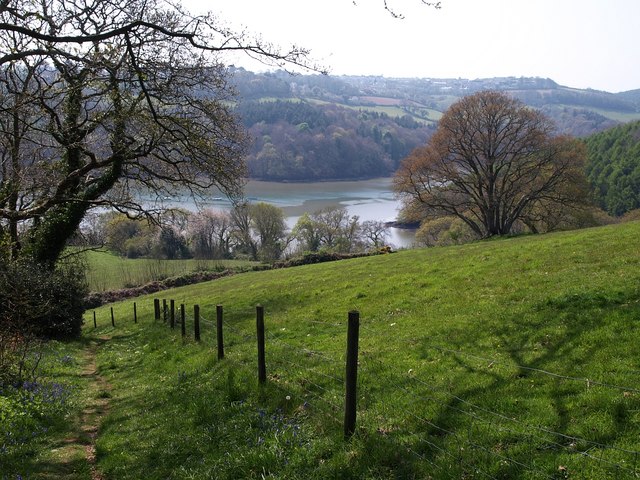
[[170, 300, 175, 329], [216, 305, 224, 360], [194, 305, 200, 341], [110, 307, 115, 327], [344, 310, 360, 439], [163, 299, 167, 323], [256, 305, 266, 384], [154, 298, 160, 320], [133, 302, 137, 324], [93, 310, 97, 329], [180, 304, 186, 337]]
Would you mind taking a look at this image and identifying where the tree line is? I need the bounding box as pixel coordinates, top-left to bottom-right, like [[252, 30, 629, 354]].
[[81, 204, 390, 263]]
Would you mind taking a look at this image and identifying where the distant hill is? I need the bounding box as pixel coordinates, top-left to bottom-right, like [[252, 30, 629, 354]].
[[584, 120, 640, 216], [230, 68, 640, 181]]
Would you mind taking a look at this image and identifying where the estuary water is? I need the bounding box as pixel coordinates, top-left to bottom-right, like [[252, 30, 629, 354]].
[[152, 177, 417, 249]]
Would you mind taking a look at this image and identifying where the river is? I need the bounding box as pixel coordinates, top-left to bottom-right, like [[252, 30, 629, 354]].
[[151, 177, 417, 249]]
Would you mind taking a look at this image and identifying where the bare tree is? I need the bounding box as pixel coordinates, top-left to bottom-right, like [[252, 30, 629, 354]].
[[0, 0, 318, 265], [187, 209, 234, 259], [360, 220, 390, 248], [0, 0, 317, 69], [394, 91, 589, 238]]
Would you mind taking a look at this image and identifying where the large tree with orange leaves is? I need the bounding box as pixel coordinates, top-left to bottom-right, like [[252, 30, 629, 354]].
[[393, 91, 590, 237]]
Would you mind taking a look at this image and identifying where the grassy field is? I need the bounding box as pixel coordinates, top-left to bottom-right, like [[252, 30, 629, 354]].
[[588, 109, 640, 123], [80, 249, 259, 291], [8, 221, 640, 479]]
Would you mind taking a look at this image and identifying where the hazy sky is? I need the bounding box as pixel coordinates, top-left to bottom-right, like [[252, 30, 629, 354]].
[[183, 0, 639, 93]]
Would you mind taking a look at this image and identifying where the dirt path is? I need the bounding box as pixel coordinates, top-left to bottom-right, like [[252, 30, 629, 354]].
[[79, 336, 112, 480], [44, 336, 112, 480]]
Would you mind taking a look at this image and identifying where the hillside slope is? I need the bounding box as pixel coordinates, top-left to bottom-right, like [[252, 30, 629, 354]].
[[231, 69, 640, 181], [82, 221, 640, 479]]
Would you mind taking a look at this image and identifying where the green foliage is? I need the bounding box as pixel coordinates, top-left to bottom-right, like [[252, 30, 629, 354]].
[[0, 258, 87, 338], [105, 214, 156, 258], [291, 206, 370, 254], [585, 120, 640, 216], [415, 216, 478, 247], [0, 340, 86, 478], [249, 202, 288, 261], [154, 227, 191, 260]]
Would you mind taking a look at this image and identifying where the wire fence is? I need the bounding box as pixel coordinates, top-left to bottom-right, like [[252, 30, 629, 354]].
[[95, 299, 640, 478]]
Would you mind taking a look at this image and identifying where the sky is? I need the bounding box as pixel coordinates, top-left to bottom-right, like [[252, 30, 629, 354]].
[[182, 0, 640, 93]]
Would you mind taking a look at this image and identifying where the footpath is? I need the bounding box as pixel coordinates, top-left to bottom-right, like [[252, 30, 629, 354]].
[[40, 336, 111, 480]]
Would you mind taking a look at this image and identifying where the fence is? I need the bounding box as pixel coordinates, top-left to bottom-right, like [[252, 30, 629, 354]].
[[95, 299, 640, 478]]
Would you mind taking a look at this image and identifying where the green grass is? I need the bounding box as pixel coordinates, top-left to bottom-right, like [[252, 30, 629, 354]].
[[13, 221, 640, 478], [0, 338, 93, 479], [306, 97, 440, 125], [588, 109, 640, 123], [547, 103, 640, 123], [80, 249, 259, 291]]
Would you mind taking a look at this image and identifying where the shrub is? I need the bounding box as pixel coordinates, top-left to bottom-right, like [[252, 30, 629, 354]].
[[0, 258, 88, 339], [416, 216, 478, 247], [620, 208, 640, 223]]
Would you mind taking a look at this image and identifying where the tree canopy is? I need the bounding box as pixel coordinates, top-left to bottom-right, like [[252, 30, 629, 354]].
[[394, 91, 590, 237], [584, 120, 640, 216]]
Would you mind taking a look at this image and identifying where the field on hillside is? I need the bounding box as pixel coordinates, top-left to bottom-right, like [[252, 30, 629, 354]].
[[81, 249, 259, 291], [8, 222, 640, 479]]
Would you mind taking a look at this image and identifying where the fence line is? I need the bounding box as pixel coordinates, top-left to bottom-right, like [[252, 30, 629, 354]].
[[91, 299, 640, 476]]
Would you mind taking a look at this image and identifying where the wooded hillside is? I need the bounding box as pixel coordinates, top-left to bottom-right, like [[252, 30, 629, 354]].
[[231, 69, 640, 181], [585, 120, 640, 216]]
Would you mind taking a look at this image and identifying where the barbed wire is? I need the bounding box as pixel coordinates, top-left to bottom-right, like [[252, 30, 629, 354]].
[[425, 344, 640, 394], [358, 354, 640, 476], [274, 355, 344, 386], [265, 331, 344, 366]]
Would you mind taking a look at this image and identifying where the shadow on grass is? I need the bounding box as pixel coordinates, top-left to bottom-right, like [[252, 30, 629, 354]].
[[408, 286, 640, 477]]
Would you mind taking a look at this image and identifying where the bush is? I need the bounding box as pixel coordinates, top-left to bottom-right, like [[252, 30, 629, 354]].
[[620, 208, 640, 223], [0, 258, 88, 339], [272, 249, 393, 269], [416, 216, 478, 247]]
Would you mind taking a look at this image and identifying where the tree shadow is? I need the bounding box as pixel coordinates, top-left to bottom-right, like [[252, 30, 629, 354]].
[[406, 286, 640, 477]]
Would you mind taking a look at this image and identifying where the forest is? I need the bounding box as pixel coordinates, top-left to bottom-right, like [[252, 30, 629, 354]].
[[585, 120, 640, 216], [235, 100, 433, 180]]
